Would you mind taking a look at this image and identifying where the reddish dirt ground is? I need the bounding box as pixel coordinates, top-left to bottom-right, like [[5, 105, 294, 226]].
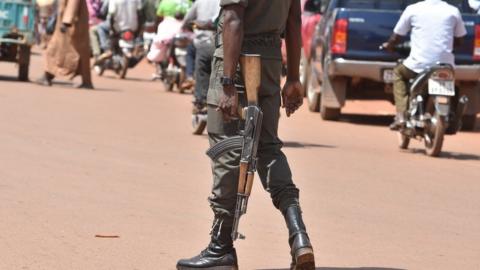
[[0, 50, 479, 270]]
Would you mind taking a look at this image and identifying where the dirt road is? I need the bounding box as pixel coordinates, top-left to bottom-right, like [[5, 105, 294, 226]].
[[0, 51, 479, 270]]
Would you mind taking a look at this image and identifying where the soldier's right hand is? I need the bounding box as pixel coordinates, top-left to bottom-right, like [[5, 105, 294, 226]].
[[217, 85, 239, 122], [282, 80, 304, 117]]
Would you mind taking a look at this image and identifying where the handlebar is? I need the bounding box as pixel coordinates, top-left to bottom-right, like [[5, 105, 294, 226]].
[[379, 42, 411, 53]]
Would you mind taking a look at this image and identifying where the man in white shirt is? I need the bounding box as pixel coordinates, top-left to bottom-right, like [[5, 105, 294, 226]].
[[382, 0, 467, 130], [109, 0, 143, 34], [468, 0, 480, 13], [97, 0, 143, 60]]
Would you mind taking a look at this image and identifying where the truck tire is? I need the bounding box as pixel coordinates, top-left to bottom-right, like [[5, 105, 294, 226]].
[[306, 64, 320, 112], [300, 51, 310, 91], [461, 114, 477, 131], [18, 45, 30, 81], [320, 105, 341, 121]]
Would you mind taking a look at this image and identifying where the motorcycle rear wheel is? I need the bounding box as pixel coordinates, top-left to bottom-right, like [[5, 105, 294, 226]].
[[94, 65, 105, 76], [397, 132, 410, 149], [192, 114, 207, 135], [118, 56, 129, 79], [424, 114, 445, 157]]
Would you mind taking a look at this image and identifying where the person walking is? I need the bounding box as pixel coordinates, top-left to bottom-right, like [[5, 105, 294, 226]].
[[176, 0, 315, 269], [37, 0, 94, 89], [181, 0, 221, 110]]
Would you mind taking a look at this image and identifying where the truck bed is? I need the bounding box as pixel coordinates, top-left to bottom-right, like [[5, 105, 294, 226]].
[[335, 4, 480, 65]]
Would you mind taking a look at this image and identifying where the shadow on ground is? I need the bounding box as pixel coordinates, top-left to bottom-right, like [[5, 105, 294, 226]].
[[103, 74, 154, 83], [0, 75, 28, 82], [405, 149, 480, 161], [258, 267, 406, 270], [339, 113, 393, 127], [283, 141, 336, 149]]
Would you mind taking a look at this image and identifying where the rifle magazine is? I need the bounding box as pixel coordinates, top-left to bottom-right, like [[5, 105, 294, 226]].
[[206, 135, 244, 161]]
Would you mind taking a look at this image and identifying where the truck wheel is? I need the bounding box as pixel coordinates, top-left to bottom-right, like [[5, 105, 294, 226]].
[[300, 51, 310, 91], [306, 64, 320, 112], [320, 105, 341, 121], [461, 114, 477, 131], [18, 45, 30, 81]]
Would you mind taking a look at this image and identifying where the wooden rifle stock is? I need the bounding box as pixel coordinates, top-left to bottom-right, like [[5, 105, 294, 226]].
[[240, 54, 261, 105], [231, 54, 262, 241]]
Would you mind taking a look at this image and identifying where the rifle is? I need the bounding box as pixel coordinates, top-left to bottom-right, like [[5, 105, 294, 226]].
[[206, 54, 263, 241]]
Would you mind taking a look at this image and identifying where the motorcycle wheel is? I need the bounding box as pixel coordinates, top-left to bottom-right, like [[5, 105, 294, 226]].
[[94, 65, 105, 76], [118, 56, 129, 79], [166, 80, 175, 91], [192, 114, 207, 135], [397, 132, 410, 150], [424, 113, 446, 157], [177, 72, 185, 94]]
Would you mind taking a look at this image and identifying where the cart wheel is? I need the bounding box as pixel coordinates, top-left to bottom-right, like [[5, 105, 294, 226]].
[[18, 45, 30, 81]]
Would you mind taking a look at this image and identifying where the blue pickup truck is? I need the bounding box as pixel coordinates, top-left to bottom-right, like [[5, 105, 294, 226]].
[[0, 0, 36, 81], [306, 0, 480, 130]]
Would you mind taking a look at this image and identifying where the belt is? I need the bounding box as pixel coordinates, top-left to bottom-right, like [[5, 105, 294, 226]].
[[215, 33, 282, 49]]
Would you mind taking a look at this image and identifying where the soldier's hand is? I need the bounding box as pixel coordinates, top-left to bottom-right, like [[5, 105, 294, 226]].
[[281, 80, 304, 117], [217, 85, 239, 122]]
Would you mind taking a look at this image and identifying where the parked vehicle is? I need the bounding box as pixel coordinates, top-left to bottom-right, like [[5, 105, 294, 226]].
[[282, 0, 323, 86], [0, 0, 36, 81], [382, 44, 469, 156], [94, 30, 145, 79], [306, 0, 480, 130]]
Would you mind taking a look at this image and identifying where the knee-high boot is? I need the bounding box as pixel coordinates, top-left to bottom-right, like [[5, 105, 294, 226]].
[[283, 205, 315, 270], [176, 217, 238, 270]]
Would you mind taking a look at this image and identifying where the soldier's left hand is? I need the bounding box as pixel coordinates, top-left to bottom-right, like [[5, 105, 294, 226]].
[[281, 80, 304, 117]]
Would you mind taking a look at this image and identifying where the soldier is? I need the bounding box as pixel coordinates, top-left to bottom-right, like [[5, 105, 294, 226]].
[[176, 0, 315, 269]]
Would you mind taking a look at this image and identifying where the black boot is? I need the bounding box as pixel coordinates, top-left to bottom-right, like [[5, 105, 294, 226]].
[[176, 217, 238, 270], [283, 205, 315, 270]]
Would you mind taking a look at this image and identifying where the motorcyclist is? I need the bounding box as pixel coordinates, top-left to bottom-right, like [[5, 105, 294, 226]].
[[147, 6, 189, 79], [382, 0, 466, 130], [156, 0, 191, 22], [468, 0, 480, 13], [98, 0, 144, 61]]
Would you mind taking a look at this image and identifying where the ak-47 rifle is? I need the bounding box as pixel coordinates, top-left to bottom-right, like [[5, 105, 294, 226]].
[[206, 54, 263, 241]]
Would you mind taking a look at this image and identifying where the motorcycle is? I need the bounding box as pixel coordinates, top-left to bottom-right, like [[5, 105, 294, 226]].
[[158, 32, 192, 93], [382, 44, 469, 157], [94, 30, 145, 79]]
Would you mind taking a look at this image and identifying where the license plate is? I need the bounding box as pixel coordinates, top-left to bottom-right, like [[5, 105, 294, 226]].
[[383, 69, 394, 83], [428, 79, 455, 96]]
